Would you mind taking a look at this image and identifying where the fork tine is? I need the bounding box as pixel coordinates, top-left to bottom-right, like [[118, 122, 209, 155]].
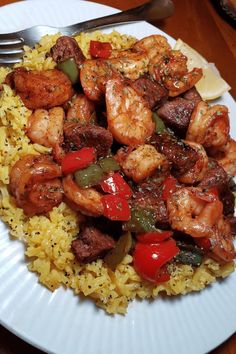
[[0, 57, 22, 65], [0, 48, 24, 55], [0, 38, 23, 46], [0, 34, 24, 65], [0, 32, 23, 46]]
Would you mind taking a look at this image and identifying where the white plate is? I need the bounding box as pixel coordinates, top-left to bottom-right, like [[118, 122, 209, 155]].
[[0, 1, 236, 353]]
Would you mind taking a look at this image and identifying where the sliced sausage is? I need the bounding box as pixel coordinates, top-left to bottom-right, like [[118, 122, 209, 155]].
[[157, 97, 194, 132], [130, 76, 168, 109], [132, 182, 169, 227], [198, 160, 228, 190], [220, 188, 235, 216], [71, 226, 115, 263], [150, 132, 198, 177], [64, 122, 113, 157], [50, 36, 85, 66], [227, 216, 236, 235], [182, 87, 202, 108]]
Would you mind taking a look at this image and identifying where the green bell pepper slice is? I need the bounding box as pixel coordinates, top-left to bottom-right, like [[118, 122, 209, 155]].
[[57, 58, 79, 84]]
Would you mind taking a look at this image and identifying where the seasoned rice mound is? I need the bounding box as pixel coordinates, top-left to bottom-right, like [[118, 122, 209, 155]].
[[0, 32, 234, 315]]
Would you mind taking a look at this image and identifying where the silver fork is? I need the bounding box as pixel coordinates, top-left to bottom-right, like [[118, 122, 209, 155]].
[[0, 0, 174, 66]]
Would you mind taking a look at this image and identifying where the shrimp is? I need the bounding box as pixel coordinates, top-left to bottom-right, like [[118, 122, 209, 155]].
[[132, 35, 171, 62], [107, 51, 149, 80], [149, 50, 202, 96], [63, 175, 104, 217], [106, 78, 155, 146], [209, 217, 236, 263], [208, 139, 236, 177], [6, 68, 73, 110], [63, 122, 113, 157], [168, 187, 235, 262], [80, 59, 121, 102], [9, 154, 63, 215], [67, 94, 96, 124], [186, 101, 230, 148], [164, 68, 203, 97], [151, 50, 188, 79], [27, 179, 62, 215], [80, 53, 149, 102], [178, 141, 208, 184], [167, 187, 223, 238], [49, 36, 85, 66], [116, 144, 169, 183], [27, 107, 64, 162]]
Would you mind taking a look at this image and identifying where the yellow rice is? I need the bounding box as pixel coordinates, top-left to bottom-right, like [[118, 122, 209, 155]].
[[0, 31, 234, 314]]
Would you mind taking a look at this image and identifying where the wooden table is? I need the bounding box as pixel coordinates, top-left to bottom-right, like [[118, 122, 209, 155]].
[[0, 0, 235, 353]]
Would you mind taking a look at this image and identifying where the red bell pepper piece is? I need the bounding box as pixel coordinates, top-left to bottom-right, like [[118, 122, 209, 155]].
[[102, 195, 131, 221], [162, 175, 177, 201], [100, 172, 132, 199], [154, 265, 171, 283], [136, 231, 173, 244], [133, 238, 179, 284], [89, 40, 112, 59], [61, 147, 96, 175]]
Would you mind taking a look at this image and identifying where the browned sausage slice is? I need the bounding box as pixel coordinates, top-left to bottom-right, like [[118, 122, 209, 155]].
[[72, 226, 115, 263], [50, 36, 85, 66], [64, 122, 113, 157]]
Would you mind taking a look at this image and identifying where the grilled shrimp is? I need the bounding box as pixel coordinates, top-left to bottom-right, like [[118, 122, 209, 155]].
[[209, 217, 236, 263], [167, 187, 223, 238], [186, 101, 230, 148], [208, 139, 236, 177], [80, 53, 149, 102], [67, 94, 96, 124], [9, 154, 62, 215], [116, 144, 169, 183], [27, 107, 64, 161], [6, 68, 73, 110], [164, 68, 202, 97], [150, 50, 202, 96], [152, 50, 188, 79], [107, 51, 149, 80], [178, 141, 208, 184], [168, 187, 235, 262], [106, 78, 154, 146], [80, 59, 121, 102], [132, 35, 171, 62], [63, 175, 104, 217], [168, 187, 236, 262]]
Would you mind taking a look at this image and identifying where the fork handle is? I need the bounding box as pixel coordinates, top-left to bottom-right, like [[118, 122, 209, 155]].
[[58, 0, 174, 36]]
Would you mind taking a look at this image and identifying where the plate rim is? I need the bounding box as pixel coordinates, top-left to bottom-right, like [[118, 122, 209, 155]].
[[0, 1, 235, 354]]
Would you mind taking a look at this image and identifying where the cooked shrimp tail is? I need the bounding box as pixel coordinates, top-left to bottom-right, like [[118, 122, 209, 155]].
[[9, 154, 63, 215], [27, 107, 65, 162], [208, 139, 236, 177], [63, 175, 104, 217], [106, 78, 154, 146], [167, 187, 222, 238], [187, 102, 230, 148]]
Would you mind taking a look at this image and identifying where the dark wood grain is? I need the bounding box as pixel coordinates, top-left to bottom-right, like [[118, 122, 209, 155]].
[[0, 0, 235, 353]]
